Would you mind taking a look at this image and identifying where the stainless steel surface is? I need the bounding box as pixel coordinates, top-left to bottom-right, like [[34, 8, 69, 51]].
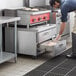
[[14, 21, 17, 62], [24, 0, 46, 7], [0, 16, 20, 24], [0, 52, 15, 64], [0, 24, 2, 54], [5, 24, 56, 56], [30, 24, 56, 43], [45, 0, 50, 5], [37, 26, 56, 43], [17, 8, 51, 28], [4, 9, 17, 17], [5, 27, 38, 56], [40, 40, 66, 57], [3, 8, 51, 30], [4, 7, 51, 16], [34, 6, 51, 10], [0, 11, 2, 16], [0, 16, 20, 64], [17, 9, 51, 15]]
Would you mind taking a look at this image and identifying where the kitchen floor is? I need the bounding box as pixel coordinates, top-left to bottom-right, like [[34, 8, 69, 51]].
[[0, 40, 72, 76]]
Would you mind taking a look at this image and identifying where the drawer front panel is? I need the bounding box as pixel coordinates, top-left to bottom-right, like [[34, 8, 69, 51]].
[[37, 28, 56, 43]]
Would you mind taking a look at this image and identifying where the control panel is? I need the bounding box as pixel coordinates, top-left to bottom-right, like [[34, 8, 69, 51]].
[[30, 13, 50, 24]]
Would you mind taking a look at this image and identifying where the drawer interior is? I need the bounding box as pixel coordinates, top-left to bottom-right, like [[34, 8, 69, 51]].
[[39, 40, 57, 51], [39, 40, 66, 56]]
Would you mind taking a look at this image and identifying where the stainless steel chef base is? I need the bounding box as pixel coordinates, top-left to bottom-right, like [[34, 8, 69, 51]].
[[40, 40, 66, 57], [4, 25, 56, 56], [5, 25, 66, 57]]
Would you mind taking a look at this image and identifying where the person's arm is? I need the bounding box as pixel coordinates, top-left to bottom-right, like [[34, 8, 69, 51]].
[[55, 22, 66, 41], [55, 4, 68, 41], [59, 22, 66, 35]]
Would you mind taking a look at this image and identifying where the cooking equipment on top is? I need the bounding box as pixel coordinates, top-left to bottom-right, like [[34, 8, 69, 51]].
[[17, 7, 51, 28]]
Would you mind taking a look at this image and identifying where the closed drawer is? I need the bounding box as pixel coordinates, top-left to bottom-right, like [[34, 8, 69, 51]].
[[37, 28, 56, 43], [39, 40, 66, 57]]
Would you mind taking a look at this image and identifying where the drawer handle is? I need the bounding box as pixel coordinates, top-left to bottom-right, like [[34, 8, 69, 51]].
[[59, 44, 63, 47], [43, 32, 49, 35]]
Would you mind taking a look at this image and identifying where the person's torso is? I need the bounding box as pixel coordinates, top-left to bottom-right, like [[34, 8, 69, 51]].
[[61, 0, 76, 12]]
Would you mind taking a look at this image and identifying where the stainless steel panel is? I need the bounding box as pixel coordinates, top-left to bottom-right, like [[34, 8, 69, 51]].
[[24, 0, 46, 7], [5, 27, 37, 56], [30, 0, 46, 7], [5, 24, 56, 56], [45, 0, 50, 5], [37, 27, 56, 43], [17, 10, 30, 25], [0, 11, 2, 16], [30, 24, 56, 43], [4, 9, 17, 17], [40, 40, 66, 57], [18, 31, 37, 56], [0, 52, 15, 64]]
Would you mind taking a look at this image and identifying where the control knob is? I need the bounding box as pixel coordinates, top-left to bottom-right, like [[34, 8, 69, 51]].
[[43, 16, 47, 19], [38, 17, 42, 21], [32, 19, 36, 22]]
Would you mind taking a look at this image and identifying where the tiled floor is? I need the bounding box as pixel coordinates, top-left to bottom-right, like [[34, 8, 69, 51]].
[[0, 40, 72, 76], [24, 47, 76, 76]]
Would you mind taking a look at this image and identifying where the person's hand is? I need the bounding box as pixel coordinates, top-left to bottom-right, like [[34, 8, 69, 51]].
[[47, 34, 61, 45], [54, 34, 61, 42]]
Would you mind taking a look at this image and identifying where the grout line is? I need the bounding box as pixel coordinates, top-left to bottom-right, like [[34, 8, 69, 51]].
[[64, 66, 76, 76], [43, 59, 68, 76], [50, 72, 65, 76]]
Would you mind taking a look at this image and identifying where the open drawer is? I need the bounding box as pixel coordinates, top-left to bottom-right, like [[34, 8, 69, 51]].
[[39, 40, 66, 57]]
